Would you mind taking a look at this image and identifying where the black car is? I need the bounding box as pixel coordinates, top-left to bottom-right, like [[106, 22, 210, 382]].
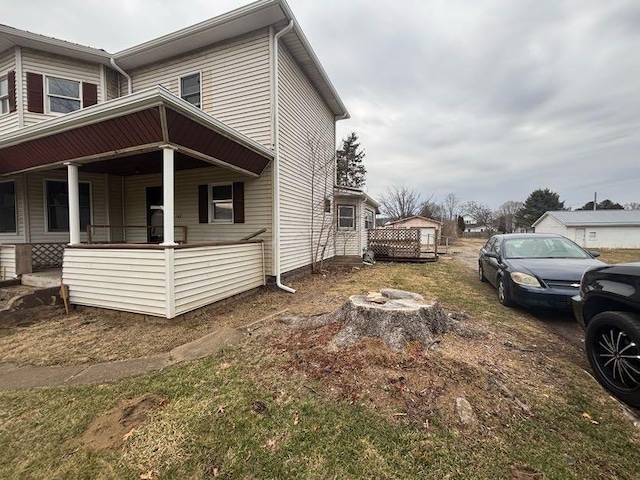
[[478, 233, 605, 310], [572, 263, 640, 407]]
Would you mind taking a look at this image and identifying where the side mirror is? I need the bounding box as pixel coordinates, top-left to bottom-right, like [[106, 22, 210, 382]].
[[589, 251, 601, 258], [484, 251, 499, 260]]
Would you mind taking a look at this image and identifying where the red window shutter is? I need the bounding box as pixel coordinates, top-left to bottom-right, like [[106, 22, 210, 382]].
[[198, 185, 209, 223], [26, 72, 44, 114], [82, 82, 98, 107], [7, 70, 16, 113], [233, 182, 245, 224]]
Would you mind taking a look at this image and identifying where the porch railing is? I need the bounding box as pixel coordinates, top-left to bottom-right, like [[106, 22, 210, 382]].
[[86, 225, 188, 244]]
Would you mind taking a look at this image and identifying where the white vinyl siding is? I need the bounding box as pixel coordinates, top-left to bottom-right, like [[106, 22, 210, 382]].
[[21, 48, 101, 126], [0, 244, 16, 279], [174, 243, 264, 315], [63, 248, 166, 316], [129, 29, 272, 147], [0, 49, 18, 135], [25, 170, 108, 244], [277, 44, 336, 273], [123, 165, 274, 274], [533, 215, 568, 236]]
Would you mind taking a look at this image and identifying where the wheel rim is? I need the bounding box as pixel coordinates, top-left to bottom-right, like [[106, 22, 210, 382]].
[[593, 325, 640, 391], [498, 279, 505, 303]]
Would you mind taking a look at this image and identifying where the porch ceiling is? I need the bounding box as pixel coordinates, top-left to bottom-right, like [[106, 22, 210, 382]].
[[0, 87, 273, 177]]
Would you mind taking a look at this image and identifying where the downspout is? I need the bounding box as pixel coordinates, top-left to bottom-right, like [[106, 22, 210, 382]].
[[109, 57, 132, 95], [273, 19, 296, 293]]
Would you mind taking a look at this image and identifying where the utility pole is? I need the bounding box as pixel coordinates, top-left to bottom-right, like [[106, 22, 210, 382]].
[[593, 192, 597, 211]]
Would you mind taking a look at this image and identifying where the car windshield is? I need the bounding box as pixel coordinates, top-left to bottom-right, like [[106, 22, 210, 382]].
[[502, 237, 590, 259]]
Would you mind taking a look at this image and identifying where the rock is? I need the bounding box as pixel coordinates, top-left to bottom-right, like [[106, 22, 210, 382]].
[[455, 397, 477, 427]]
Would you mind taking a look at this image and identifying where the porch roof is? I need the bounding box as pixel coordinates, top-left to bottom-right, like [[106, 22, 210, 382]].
[[0, 86, 274, 177]]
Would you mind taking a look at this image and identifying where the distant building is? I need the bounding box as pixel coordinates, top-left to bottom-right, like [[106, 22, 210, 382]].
[[533, 210, 640, 248]]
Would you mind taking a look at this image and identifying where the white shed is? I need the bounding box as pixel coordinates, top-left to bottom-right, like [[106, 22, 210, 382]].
[[532, 210, 640, 248]]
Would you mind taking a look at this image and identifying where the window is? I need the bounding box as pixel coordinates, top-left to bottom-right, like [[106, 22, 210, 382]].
[[0, 77, 8, 114], [0, 181, 16, 233], [589, 231, 597, 240], [180, 73, 201, 108], [46, 76, 81, 113], [210, 184, 233, 222], [46, 180, 91, 232], [338, 205, 355, 229], [364, 209, 374, 230]]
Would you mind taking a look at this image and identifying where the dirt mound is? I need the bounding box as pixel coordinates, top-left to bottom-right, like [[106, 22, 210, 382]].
[[79, 394, 168, 451]]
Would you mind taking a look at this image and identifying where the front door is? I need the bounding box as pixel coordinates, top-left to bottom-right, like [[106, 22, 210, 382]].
[[575, 228, 586, 247], [146, 186, 163, 243]]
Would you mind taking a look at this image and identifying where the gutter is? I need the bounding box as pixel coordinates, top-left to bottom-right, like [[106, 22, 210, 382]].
[[272, 19, 296, 294], [109, 57, 132, 95]]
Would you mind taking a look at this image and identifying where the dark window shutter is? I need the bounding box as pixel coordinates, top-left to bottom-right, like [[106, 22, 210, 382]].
[[26, 72, 44, 114], [7, 70, 16, 113], [198, 184, 209, 223], [233, 182, 245, 224], [82, 82, 98, 107]]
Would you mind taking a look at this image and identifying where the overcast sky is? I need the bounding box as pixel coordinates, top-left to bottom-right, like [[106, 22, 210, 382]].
[[3, 0, 639, 210]]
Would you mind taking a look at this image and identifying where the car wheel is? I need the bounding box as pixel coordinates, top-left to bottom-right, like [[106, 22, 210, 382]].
[[585, 311, 640, 407], [478, 263, 487, 282], [497, 276, 514, 307]]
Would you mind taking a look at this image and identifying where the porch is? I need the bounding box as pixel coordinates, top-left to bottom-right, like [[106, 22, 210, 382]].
[[0, 87, 274, 318]]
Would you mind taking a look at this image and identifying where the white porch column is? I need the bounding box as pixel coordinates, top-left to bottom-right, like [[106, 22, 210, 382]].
[[65, 162, 81, 246], [160, 145, 177, 246]]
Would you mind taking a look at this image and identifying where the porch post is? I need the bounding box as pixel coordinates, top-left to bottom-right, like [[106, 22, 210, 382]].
[[65, 162, 81, 246], [160, 145, 177, 246]]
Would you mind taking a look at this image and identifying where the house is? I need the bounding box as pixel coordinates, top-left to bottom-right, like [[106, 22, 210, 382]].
[[0, 0, 356, 318], [533, 210, 640, 248], [333, 185, 379, 258], [382, 215, 441, 247]]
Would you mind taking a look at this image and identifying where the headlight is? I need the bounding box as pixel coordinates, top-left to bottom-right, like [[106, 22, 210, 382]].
[[510, 272, 542, 288]]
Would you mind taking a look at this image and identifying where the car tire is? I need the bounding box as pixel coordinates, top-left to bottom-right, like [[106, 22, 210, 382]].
[[478, 264, 487, 282], [497, 276, 515, 307], [585, 311, 640, 407]]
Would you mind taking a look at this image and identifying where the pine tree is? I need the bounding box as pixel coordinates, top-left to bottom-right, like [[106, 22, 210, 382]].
[[515, 188, 565, 229], [336, 132, 367, 188]]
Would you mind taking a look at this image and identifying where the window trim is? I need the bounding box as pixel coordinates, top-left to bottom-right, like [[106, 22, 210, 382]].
[[364, 208, 374, 230], [43, 179, 93, 234], [179, 71, 202, 109], [0, 180, 17, 235], [337, 204, 356, 230], [45, 75, 82, 115], [208, 182, 233, 223], [0, 76, 8, 115]]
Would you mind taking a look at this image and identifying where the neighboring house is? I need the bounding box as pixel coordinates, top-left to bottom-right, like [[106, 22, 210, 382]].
[[0, 0, 355, 318], [462, 215, 487, 233], [333, 185, 379, 257], [382, 215, 441, 246], [533, 210, 640, 248]]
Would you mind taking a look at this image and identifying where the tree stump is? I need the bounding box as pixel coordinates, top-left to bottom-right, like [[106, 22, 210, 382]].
[[326, 288, 454, 351]]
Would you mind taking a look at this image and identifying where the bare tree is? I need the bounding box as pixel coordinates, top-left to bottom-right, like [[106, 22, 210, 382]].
[[625, 202, 640, 210], [379, 185, 422, 221], [441, 193, 461, 221], [308, 131, 335, 273], [419, 194, 440, 219], [497, 200, 524, 233], [463, 201, 495, 232]]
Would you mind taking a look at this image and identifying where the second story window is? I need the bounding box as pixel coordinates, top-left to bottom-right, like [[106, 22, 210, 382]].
[[0, 77, 8, 114], [47, 76, 81, 114], [180, 73, 201, 108]]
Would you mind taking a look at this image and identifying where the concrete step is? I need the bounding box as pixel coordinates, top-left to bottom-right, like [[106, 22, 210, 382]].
[[21, 273, 61, 289]]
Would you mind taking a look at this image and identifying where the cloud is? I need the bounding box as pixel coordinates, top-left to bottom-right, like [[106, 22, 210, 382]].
[[3, 0, 639, 209]]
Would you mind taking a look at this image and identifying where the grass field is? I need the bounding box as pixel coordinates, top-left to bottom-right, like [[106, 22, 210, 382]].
[[1, 257, 639, 479]]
